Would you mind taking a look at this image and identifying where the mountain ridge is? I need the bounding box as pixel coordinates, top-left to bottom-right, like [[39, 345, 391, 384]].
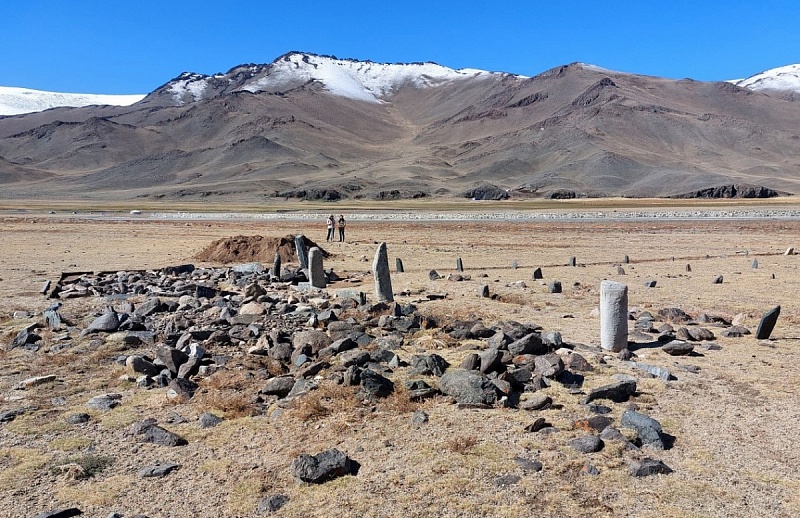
[[2, 53, 800, 201]]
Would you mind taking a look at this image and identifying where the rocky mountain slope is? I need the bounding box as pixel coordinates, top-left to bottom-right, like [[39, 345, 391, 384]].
[[2, 53, 800, 201]]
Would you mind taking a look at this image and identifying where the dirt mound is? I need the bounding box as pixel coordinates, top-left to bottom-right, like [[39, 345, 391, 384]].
[[195, 235, 329, 264]]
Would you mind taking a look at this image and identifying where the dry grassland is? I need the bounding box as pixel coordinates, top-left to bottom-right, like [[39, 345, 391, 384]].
[[1, 208, 800, 517]]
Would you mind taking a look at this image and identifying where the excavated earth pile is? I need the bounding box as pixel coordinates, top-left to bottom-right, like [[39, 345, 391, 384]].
[[194, 235, 329, 264]]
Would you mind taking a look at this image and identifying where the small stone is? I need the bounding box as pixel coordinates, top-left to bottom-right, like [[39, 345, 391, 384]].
[[411, 410, 429, 426], [66, 413, 90, 425], [138, 463, 180, 478], [712, 275, 724, 284], [581, 463, 600, 476], [33, 509, 83, 518], [662, 340, 694, 356], [630, 458, 673, 477], [548, 281, 562, 294], [257, 495, 289, 514], [87, 393, 122, 411], [532, 267, 543, 280], [621, 410, 664, 449], [198, 412, 223, 428], [581, 380, 636, 404], [520, 394, 552, 410], [570, 436, 603, 453], [494, 474, 521, 488], [513, 456, 543, 472], [290, 448, 355, 484]]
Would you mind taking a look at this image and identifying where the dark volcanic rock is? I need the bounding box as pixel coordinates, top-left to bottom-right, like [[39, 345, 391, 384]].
[[581, 379, 636, 404], [290, 448, 356, 483], [33, 509, 83, 518], [621, 410, 665, 449], [630, 458, 673, 477], [439, 369, 499, 406], [755, 305, 781, 339]]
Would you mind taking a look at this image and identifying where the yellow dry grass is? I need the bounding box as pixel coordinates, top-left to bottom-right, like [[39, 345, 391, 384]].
[[1, 206, 800, 517]]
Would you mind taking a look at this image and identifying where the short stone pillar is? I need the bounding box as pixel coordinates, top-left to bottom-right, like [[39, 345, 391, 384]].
[[600, 280, 628, 352], [456, 258, 464, 272], [373, 242, 394, 302], [569, 256, 577, 267], [295, 235, 308, 270], [308, 247, 326, 288], [396, 258, 404, 273], [271, 252, 282, 278]]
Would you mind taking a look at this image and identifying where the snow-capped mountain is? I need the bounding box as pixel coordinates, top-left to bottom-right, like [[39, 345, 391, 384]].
[[0, 86, 145, 116], [160, 52, 512, 105], [733, 64, 800, 93]]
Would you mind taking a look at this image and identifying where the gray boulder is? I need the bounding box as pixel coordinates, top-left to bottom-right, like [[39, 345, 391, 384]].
[[621, 410, 664, 449], [290, 448, 356, 483], [439, 369, 499, 406]]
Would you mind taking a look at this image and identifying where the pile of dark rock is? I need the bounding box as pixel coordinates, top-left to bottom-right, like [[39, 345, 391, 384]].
[[9, 259, 758, 495]]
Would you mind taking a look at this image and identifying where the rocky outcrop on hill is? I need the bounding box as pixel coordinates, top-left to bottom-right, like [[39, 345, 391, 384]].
[[670, 184, 787, 199]]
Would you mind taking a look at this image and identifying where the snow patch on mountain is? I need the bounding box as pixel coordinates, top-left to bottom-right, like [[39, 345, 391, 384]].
[[734, 64, 800, 93], [0, 86, 145, 116], [239, 53, 505, 103]]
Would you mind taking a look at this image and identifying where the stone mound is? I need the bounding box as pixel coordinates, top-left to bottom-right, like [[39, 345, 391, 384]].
[[195, 235, 329, 264]]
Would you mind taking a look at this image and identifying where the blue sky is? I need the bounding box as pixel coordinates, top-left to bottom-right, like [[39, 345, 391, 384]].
[[2, 0, 798, 93]]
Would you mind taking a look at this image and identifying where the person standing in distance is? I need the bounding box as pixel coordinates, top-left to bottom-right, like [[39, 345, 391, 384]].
[[337, 214, 346, 242], [326, 214, 335, 242]]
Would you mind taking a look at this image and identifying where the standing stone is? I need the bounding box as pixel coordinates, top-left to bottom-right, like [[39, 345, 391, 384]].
[[686, 264, 692, 272], [712, 275, 723, 284], [752, 259, 758, 269], [623, 255, 630, 264], [308, 247, 326, 289], [295, 235, 308, 270], [548, 281, 562, 294], [271, 253, 282, 278], [511, 261, 518, 269], [532, 267, 543, 280], [617, 266, 626, 275], [569, 256, 577, 267], [785, 247, 795, 256], [396, 258, 404, 273], [755, 305, 781, 340], [456, 258, 464, 272], [600, 280, 628, 353], [373, 242, 394, 302], [479, 285, 490, 298]]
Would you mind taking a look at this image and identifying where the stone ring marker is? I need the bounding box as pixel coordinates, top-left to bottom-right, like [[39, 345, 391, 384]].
[[373, 242, 394, 302], [600, 280, 628, 352]]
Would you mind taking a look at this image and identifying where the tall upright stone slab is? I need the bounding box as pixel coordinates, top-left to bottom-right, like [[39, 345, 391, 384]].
[[396, 258, 404, 273], [755, 305, 780, 340], [569, 256, 577, 267], [600, 280, 628, 352], [295, 235, 308, 270], [456, 258, 464, 272], [373, 242, 394, 302], [308, 247, 326, 289], [271, 253, 282, 278]]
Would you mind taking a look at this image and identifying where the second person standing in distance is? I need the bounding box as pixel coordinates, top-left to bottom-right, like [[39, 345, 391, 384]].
[[337, 214, 346, 242]]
